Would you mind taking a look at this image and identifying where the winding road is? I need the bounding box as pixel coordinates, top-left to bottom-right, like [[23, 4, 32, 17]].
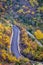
[[11, 25, 43, 64], [11, 25, 43, 58], [11, 25, 21, 58]]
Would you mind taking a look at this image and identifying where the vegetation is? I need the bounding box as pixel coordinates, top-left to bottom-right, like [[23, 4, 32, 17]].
[[20, 27, 43, 61], [0, 23, 31, 65], [0, 0, 43, 65], [34, 30, 43, 40]]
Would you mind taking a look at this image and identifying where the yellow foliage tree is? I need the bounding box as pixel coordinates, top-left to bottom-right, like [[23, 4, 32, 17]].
[[0, 23, 5, 32], [29, 0, 38, 7], [1, 49, 19, 62], [34, 30, 43, 39]]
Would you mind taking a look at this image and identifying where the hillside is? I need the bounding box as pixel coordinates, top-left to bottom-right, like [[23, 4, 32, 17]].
[[0, 0, 43, 65]]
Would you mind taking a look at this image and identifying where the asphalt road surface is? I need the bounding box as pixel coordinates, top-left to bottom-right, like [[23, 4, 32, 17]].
[[11, 25, 21, 58]]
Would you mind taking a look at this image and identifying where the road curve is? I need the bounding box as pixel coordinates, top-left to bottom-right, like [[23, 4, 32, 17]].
[[11, 26, 42, 58], [11, 25, 43, 64], [11, 25, 21, 58]]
